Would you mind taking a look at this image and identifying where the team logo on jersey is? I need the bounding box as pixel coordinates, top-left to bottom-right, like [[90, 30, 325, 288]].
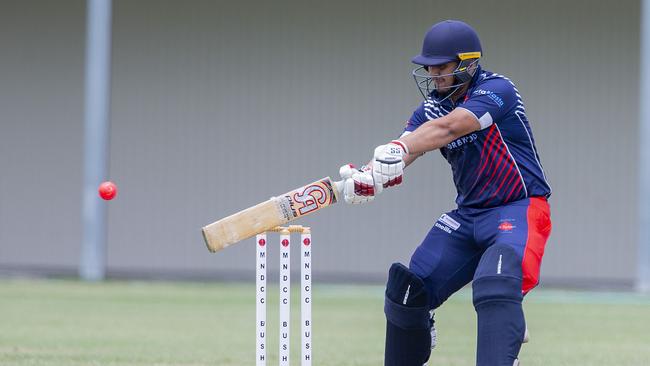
[[498, 219, 517, 233]]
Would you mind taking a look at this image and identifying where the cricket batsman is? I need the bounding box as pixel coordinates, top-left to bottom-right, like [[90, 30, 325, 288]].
[[339, 20, 552, 366]]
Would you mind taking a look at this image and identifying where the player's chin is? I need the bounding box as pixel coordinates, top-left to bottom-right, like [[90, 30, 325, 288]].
[[436, 86, 453, 95]]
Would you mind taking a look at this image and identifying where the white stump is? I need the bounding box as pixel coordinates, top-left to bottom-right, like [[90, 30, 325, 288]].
[[255, 233, 267, 366], [301, 228, 312, 366], [279, 230, 291, 366]]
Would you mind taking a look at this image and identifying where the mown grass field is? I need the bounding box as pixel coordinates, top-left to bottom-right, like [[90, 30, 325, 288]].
[[1, 279, 649, 365]]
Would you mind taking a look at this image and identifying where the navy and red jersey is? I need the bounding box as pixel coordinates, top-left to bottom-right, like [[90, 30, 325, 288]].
[[404, 66, 552, 208]]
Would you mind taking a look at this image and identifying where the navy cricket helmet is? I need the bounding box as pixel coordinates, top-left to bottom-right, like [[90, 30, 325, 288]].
[[411, 20, 482, 99]]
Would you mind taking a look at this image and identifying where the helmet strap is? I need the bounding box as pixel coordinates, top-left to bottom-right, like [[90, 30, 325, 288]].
[[452, 58, 479, 84]]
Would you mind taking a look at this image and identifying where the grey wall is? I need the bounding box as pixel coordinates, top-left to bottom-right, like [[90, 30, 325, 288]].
[[0, 0, 641, 287], [0, 0, 85, 269]]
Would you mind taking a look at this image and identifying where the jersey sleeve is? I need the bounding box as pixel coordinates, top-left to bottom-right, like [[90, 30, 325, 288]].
[[402, 102, 428, 136], [457, 78, 518, 130]]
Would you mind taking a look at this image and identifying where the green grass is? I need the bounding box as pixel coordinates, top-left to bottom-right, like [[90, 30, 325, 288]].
[[1, 279, 649, 365]]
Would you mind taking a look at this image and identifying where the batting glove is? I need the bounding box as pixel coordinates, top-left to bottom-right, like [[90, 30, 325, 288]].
[[339, 164, 383, 204], [372, 140, 409, 188]]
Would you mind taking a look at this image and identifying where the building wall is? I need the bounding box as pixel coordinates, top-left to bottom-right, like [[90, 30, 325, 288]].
[[0, 0, 640, 286], [0, 0, 85, 270]]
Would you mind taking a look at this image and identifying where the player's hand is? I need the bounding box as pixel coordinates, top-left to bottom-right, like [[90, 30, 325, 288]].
[[372, 140, 409, 188], [339, 164, 383, 204]]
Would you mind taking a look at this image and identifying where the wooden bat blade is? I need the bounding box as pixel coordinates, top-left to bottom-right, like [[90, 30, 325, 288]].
[[202, 177, 342, 252]]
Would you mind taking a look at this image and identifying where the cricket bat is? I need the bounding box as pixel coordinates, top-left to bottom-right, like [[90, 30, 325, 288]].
[[202, 177, 343, 252]]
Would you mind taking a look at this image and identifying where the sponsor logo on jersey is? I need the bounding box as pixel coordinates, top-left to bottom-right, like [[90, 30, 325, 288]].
[[439, 214, 461, 230], [446, 133, 478, 150], [435, 214, 461, 234], [434, 222, 452, 234], [497, 219, 517, 233], [473, 89, 504, 107]]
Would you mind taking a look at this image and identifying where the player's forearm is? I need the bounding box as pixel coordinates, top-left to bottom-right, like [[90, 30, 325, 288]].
[[404, 152, 422, 167], [398, 109, 480, 155], [398, 119, 455, 155]]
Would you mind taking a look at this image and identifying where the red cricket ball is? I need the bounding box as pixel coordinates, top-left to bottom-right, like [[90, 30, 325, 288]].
[[98, 181, 118, 200]]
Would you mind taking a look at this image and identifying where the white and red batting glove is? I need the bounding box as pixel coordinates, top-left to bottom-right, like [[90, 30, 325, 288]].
[[372, 140, 409, 188], [339, 164, 383, 204]]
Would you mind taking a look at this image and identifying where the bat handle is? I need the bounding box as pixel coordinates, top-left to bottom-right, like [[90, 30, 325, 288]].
[[332, 180, 345, 199]]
